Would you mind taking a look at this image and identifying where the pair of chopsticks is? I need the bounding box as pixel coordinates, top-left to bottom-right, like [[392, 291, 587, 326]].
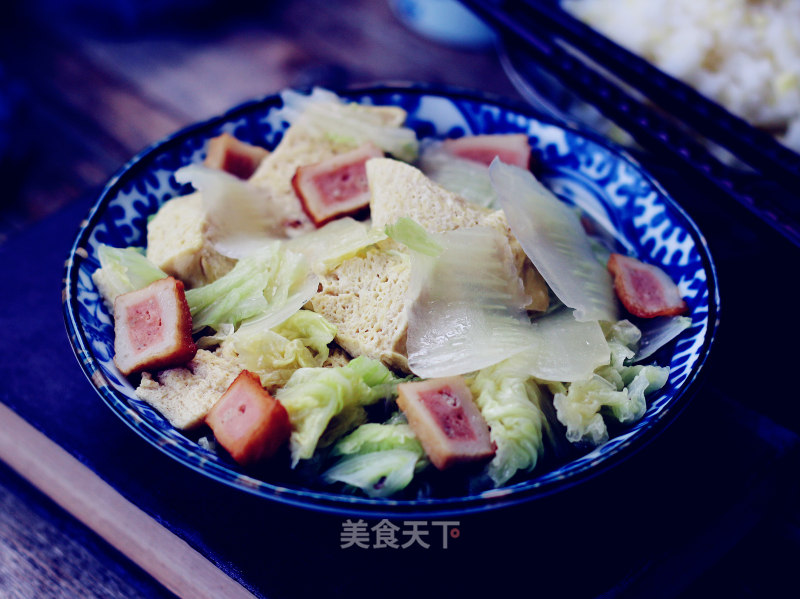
[[459, 0, 800, 247]]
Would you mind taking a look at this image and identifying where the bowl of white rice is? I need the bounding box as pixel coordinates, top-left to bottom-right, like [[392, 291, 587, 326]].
[[503, 0, 800, 153]]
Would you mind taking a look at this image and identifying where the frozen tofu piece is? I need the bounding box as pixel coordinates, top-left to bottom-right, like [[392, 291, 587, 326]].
[[322, 345, 352, 368], [113, 276, 196, 376], [367, 157, 492, 231], [135, 349, 241, 430], [204, 132, 269, 179], [397, 376, 494, 470], [205, 370, 291, 466], [367, 158, 548, 311], [292, 142, 383, 226], [310, 240, 410, 373], [248, 104, 409, 236], [145, 192, 236, 288]]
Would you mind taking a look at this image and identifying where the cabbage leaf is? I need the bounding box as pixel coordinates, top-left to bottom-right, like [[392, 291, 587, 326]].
[[174, 164, 291, 258], [489, 159, 618, 323], [331, 421, 423, 457], [405, 226, 535, 378], [218, 309, 336, 392], [184, 242, 318, 333], [276, 356, 402, 465], [284, 216, 387, 274], [635, 316, 692, 361], [549, 320, 669, 445], [467, 356, 550, 486], [280, 87, 419, 162], [323, 420, 426, 497], [385, 216, 443, 257], [518, 308, 610, 382], [322, 449, 422, 498], [92, 244, 167, 311], [418, 141, 498, 208]]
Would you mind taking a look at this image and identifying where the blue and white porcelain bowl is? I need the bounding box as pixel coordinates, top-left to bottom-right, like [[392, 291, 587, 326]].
[[63, 84, 719, 517]]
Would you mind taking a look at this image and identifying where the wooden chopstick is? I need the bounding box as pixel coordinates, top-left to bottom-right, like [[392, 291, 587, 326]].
[[459, 0, 800, 247]]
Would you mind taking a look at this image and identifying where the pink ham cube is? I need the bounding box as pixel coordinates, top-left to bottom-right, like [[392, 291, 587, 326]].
[[113, 276, 197, 376], [397, 376, 494, 470], [205, 370, 291, 466]]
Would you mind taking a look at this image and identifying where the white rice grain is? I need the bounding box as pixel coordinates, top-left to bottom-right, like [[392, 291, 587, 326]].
[[562, 0, 800, 152]]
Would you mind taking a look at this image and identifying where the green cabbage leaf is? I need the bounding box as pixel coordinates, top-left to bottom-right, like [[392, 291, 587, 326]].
[[467, 355, 551, 486], [284, 216, 387, 274], [280, 87, 419, 162], [322, 420, 427, 498], [218, 309, 336, 392], [549, 320, 669, 445], [184, 242, 318, 333], [276, 356, 403, 466], [92, 244, 167, 311], [385, 216, 443, 257]]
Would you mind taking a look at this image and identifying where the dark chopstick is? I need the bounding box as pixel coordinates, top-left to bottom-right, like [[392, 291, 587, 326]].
[[459, 0, 800, 247], [517, 0, 800, 190]]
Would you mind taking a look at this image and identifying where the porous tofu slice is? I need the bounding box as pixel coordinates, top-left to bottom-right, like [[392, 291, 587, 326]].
[[205, 370, 291, 466], [322, 345, 352, 368], [135, 349, 241, 430], [367, 158, 548, 311], [367, 157, 491, 231], [145, 192, 236, 288], [248, 104, 409, 236], [309, 239, 410, 373], [113, 276, 197, 376], [397, 376, 494, 470], [204, 132, 269, 179]]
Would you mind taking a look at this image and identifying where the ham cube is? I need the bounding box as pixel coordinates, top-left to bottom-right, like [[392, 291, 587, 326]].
[[292, 142, 384, 226], [607, 253, 689, 318], [113, 276, 197, 376], [442, 133, 531, 168], [397, 376, 494, 470], [205, 370, 291, 466], [204, 132, 269, 179]]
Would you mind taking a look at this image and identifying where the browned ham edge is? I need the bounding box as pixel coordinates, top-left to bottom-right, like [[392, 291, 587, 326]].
[[607, 253, 689, 318], [113, 277, 197, 376], [205, 371, 291, 466], [204, 132, 270, 180], [442, 133, 531, 168], [291, 142, 384, 226], [397, 376, 494, 470]]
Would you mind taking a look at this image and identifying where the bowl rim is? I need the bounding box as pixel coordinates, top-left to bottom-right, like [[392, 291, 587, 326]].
[[62, 82, 720, 517]]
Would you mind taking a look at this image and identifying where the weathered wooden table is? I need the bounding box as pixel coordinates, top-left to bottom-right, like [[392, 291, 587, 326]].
[[2, 1, 799, 598]]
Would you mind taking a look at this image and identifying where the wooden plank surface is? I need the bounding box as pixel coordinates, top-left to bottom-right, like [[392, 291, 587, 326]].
[[0, 404, 257, 599], [0, 463, 176, 599]]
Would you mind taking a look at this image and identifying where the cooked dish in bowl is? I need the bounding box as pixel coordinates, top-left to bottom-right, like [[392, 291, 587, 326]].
[[63, 84, 718, 515]]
